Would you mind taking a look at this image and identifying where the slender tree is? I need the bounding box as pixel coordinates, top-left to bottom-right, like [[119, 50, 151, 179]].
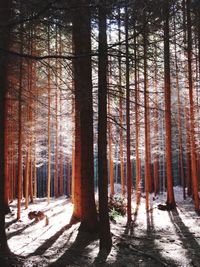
[[17, 15, 24, 220], [153, 48, 159, 196], [143, 12, 151, 209], [4, 93, 10, 213], [98, 0, 112, 254], [59, 31, 64, 196], [55, 25, 59, 198], [163, 0, 175, 209], [25, 150, 29, 209], [108, 93, 114, 195], [118, 9, 125, 196], [173, 13, 186, 199], [186, 0, 199, 211], [125, 2, 132, 222], [47, 25, 51, 204], [134, 21, 141, 204]]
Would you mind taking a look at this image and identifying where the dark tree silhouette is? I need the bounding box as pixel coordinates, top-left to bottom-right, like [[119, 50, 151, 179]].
[[98, 0, 112, 255], [72, 0, 98, 232], [0, 0, 12, 253]]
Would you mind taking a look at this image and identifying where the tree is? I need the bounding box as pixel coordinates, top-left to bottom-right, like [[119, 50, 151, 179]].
[[72, 0, 98, 232], [0, 0, 12, 252], [143, 10, 151, 209], [98, 0, 112, 254], [125, 2, 132, 223], [134, 20, 141, 204], [173, 11, 186, 199], [108, 92, 114, 195], [163, 0, 175, 209], [4, 92, 11, 214], [47, 25, 51, 204], [17, 40, 23, 220], [153, 46, 159, 196], [118, 8, 125, 196], [186, 0, 199, 211]]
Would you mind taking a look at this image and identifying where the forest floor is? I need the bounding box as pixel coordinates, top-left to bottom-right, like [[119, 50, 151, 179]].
[[1, 186, 200, 267]]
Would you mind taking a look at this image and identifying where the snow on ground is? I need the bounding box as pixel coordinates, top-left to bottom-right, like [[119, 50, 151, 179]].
[[4, 187, 200, 267]]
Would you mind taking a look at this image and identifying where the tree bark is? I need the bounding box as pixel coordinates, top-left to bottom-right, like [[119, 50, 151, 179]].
[[118, 10, 125, 196], [164, 0, 176, 208], [4, 92, 10, 213], [25, 151, 29, 209], [186, 0, 199, 211], [0, 0, 11, 252], [47, 25, 51, 204], [174, 14, 186, 199], [98, 0, 112, 254], [153, 47, 159, 196], [108, 93, 114, 196], [55, 25, 59, 198], [143, 16, 151, 209], [17, 17, 24, 220], [72, 0, 98, 232], [125, 3, 132, 222]]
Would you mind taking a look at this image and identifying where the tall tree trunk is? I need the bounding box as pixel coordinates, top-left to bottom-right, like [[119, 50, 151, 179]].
[[29, 156, 33, 203], [182, 0, 191, 197], [98, 0, 112, 254], [125, 3, 132, 222], [164, 0, 175, 208], [33, 54, 37, 199], [134, 23, 141, 204], [33, 156, 37, 198], [71, 146, 76, 201], [10, 110, 14, 202], [72, 0, 98, 232], [174, 14, 186, 199], [71, 65, 81, 223], [59, 32, 63, 196], [59, 97, 63, 196], [0, 0, 11, 252], [55, 25, 59, 198], [25, 151, 29, 209], [186, 0, 199, 211], [71, 78, 76, 203], [108, 93, 114, 195], [70, 36, 82, 220], [137, 61, 142, 201], [67, 160, 71, 196], [71, 85, 81, 221], [143, 16, 151, 209], [28, 29, 34, 204], [4, 93, 10, 213], [47, 26, 51, 204], [153, 47, 159, 196], [185, 107, 192, 196], [17, 20, 24, 220], [118, 11, 125, 196]]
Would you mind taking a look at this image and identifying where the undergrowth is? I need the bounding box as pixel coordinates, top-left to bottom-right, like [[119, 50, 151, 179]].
[[108, 195, 126, 221], [96, 194, 126, 222]]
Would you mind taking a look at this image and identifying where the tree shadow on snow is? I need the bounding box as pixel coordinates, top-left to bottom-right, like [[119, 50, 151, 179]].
[[27, 222, 75, 257], [168, 208, 200, 266], [5, 218, 18, 229], [112, 203, 177, 267], [49, 230, 98, 267], [7, 219, 38, 240]]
